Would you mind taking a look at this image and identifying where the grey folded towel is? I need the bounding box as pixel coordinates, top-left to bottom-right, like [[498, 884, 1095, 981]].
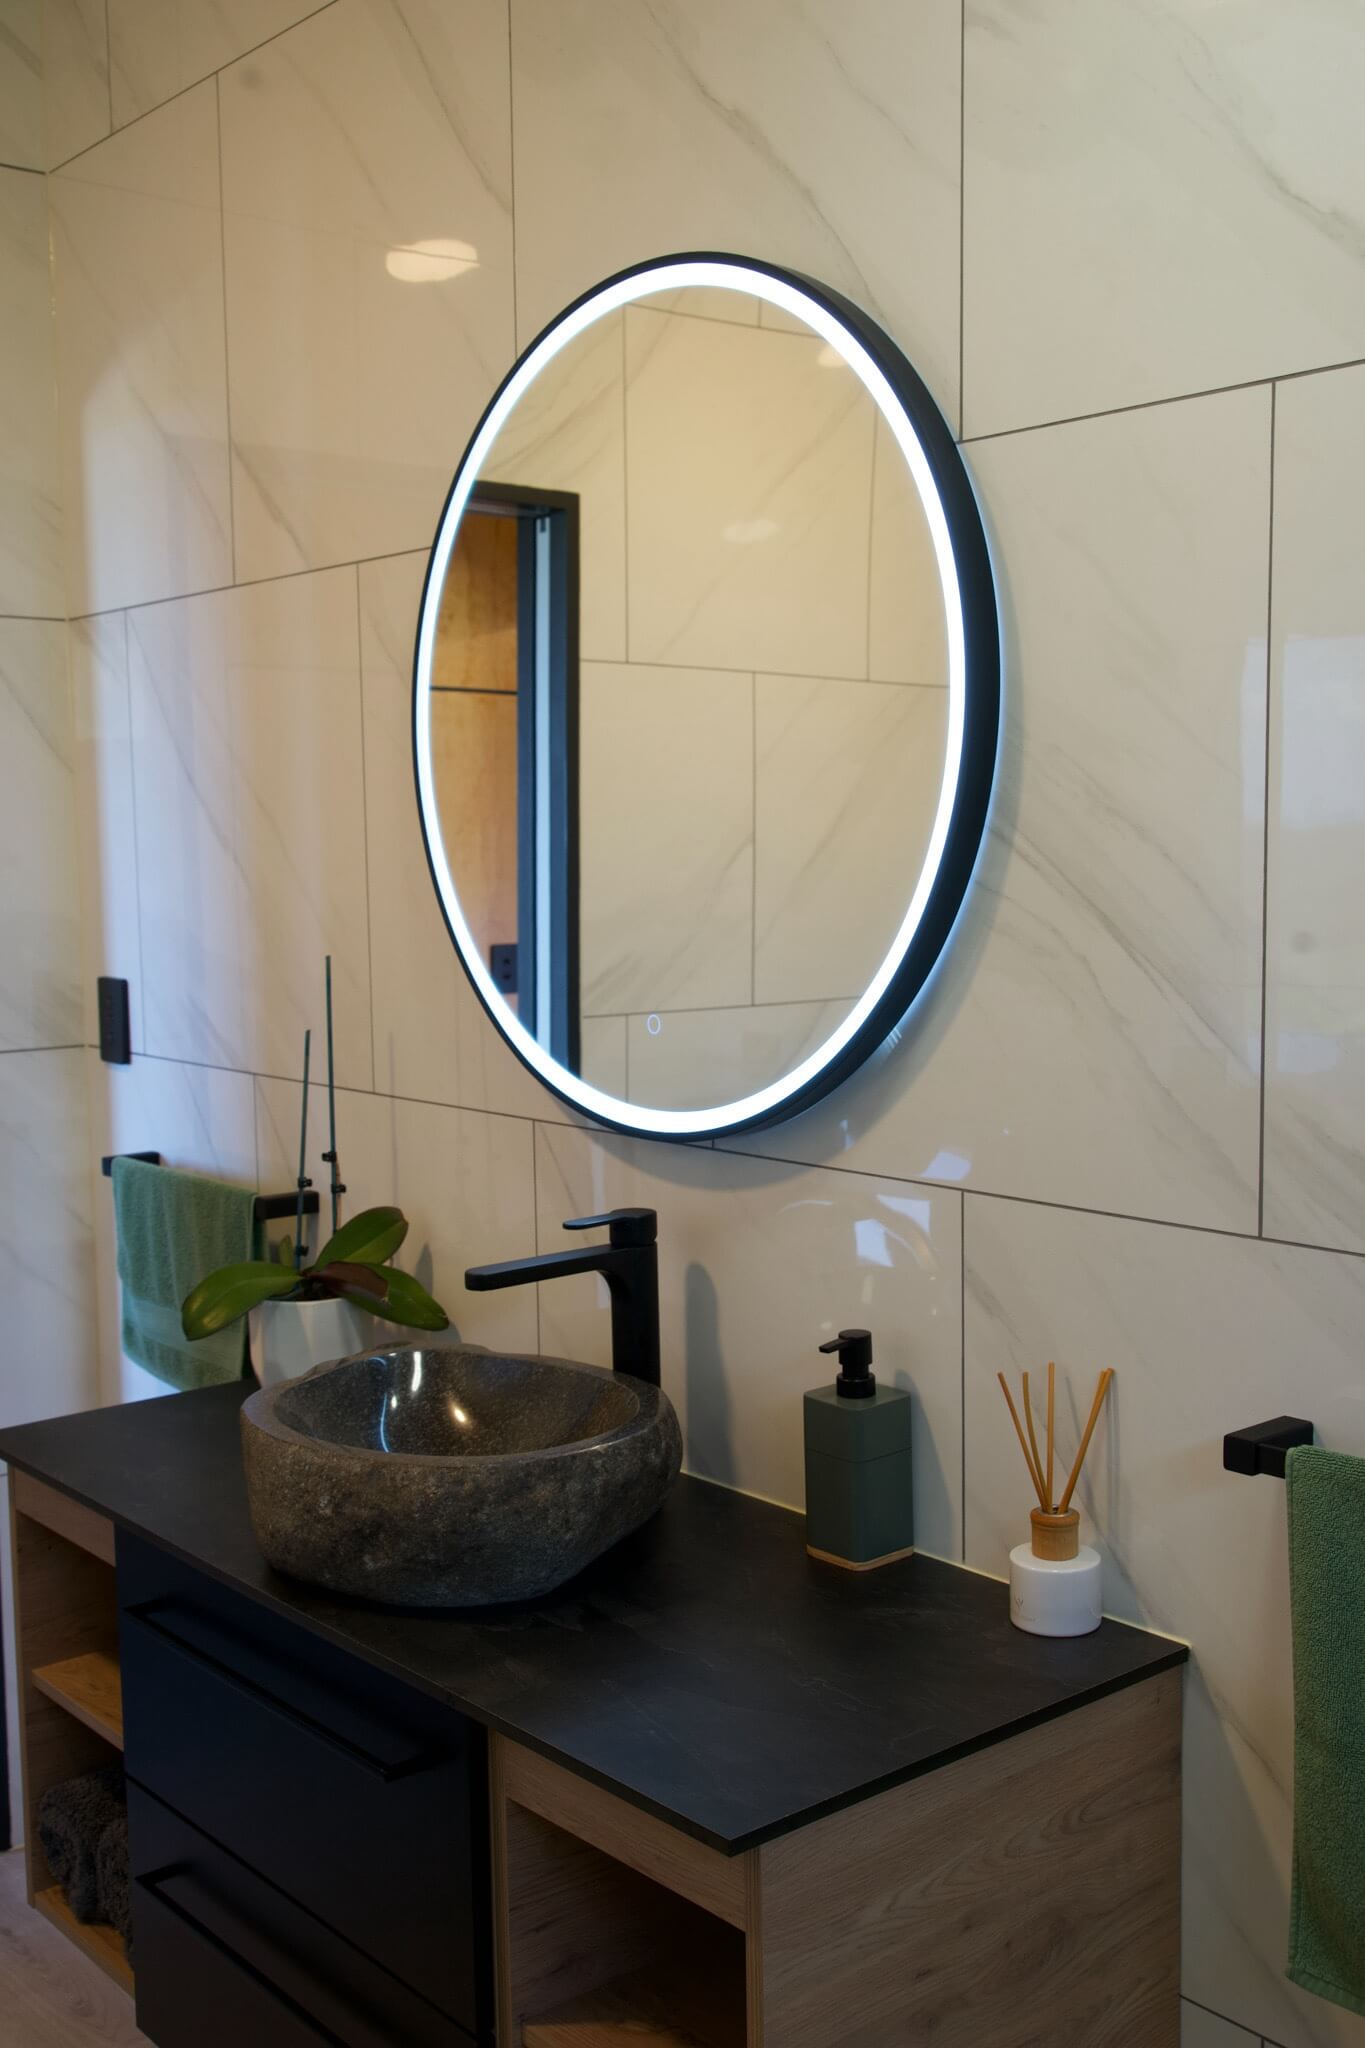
[[96, 1814, 132, 1953], [36, 1764, 126, 1923]]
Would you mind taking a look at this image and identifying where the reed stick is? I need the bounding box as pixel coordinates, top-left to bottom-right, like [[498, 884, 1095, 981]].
[[1046, 1360, 1055, 1512], [1023, 1371, 1046, 1510], [997, 1372, 1048, 1510], [1058, 1368, 1115, 1513]]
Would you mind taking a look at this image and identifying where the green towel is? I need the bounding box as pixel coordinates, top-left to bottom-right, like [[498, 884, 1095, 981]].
[[112, 1156, 257, 1390], [1286, 1443, 1365, 2016]]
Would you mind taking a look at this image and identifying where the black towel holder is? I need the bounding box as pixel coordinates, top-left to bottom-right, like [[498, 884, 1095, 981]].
[[101, 1152, 320, 1224], [1223, 1416, 1315, 1478]]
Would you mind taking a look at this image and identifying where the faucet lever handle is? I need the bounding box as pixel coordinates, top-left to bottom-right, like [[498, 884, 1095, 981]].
[[563, 1207, 658, 1248]]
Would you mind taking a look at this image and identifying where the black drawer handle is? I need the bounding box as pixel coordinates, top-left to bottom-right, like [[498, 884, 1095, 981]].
[[139, 1864, 346, 2045], [126, 1603, 440, 1783]]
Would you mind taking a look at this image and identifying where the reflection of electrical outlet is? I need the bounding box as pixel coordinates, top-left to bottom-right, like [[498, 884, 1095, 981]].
[[489, 944, 518, 994]]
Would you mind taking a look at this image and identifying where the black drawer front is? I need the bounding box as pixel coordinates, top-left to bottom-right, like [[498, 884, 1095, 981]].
[[118, 1536, 490, 2035], [130, 1784, 470, 2048]]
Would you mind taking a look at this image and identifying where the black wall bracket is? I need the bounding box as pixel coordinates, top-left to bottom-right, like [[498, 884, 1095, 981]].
[[1223, 1416, 1315, 1478]]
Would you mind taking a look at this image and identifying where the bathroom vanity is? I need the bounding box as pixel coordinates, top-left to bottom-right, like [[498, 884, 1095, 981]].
[[1, 1385, 1185, 2045]]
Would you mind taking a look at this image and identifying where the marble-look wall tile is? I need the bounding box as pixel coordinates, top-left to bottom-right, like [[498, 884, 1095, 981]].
[[358, 548, 560, 1121], [0, 168, 62, 617], [0, 618, 81, 1051], [868, 413, 948, 688], [128, 567, 373, 1086], [0, 0, 43, 169], [52, 81, 232, 613], [108, 0, 322, 127], [85, 1047, 258, 1403], [963, 1, 1365, 437], [625, 999, 851, 1116], [963, 1194, 1365, 2048], [753, 674, 947, 1007], [727, 390, 1269, 1235], [1263, 364, 1365, 1255], [43, 0, 109, 165], [220, 0, 514, 582], [70, 613, 141, 1052], [0, 1048, 96, 1428], [510, 0, 961, 421], [482, 307, 626, 662], [1182, 2002, 1263, 2048], [580, 660, 752, 1018], [534, 1121, 963, 1554], [255, 1075, 539, 1354], [624, 307, 874, 677], [579, 1014, 626, 1099]]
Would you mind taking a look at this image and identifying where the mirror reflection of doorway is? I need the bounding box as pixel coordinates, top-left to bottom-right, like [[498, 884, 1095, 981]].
[[429, 483, 579, 1068]]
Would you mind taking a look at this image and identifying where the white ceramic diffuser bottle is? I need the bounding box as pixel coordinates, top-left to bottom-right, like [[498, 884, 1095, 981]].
[[998, 1364, 1113, 1639]]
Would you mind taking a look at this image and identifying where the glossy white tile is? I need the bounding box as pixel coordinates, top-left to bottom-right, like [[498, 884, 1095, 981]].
[[70, 613, 141, 1052], [533, 1121, 964, 1554], [624, 306, 874, 678], [0, 619, 81, 1052], [85, 1048, 258, 1404], [1263, 364, 1365, 1255], [43, 0, 109, 165], [1181, 2002, 1261, 2048], [128, 567, 373, 1087], [0, 168, 62, 617], [579, 660, 753, 1018], [52, 81, 232, 613], [358, 548, 560, 1121], [108, 0, 322, 127], [220, 0, 514, 581], [963, 0, 1365, 437], [510, 0, 961, 421], [753, 674, 947, 1007], [963, 1194, 1365, 2048], [868, 413, 948, 687], [728, 390, 1269, 1235], [0, 1049, 96, 1428], [0, 0, 43, 169], [255, 1075, 539, 1353]]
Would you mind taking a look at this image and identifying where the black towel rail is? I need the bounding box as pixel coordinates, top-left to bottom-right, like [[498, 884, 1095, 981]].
[[1223, 1416, 1315, 1478], [101, 1152, 319, 1224]]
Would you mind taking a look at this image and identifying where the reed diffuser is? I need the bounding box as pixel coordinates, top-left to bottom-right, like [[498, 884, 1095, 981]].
[[997, 1363, 1114, 1637]]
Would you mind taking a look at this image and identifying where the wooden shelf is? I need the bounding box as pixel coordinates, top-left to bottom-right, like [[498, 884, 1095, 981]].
[[522, 1963, 745, 2048], [34, 1885, 134, 1996], [31, 1649, 124, 1750]]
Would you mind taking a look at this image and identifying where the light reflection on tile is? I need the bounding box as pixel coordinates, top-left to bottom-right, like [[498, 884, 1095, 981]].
[[0, 1050, 96, 1426], [108, 0, 320, 127], [70, 614, 141, 1052], [0, 619, 81, 1052], [1263, 363, 1365, 1255], [0, 169, 62, 617]]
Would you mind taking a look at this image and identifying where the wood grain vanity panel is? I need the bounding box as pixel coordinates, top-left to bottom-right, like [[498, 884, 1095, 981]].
[[13, 1470, 116, 1565], [752, 1668, 1182, 2046]]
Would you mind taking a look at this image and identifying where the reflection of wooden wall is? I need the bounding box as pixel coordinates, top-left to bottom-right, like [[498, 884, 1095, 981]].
[[431, 512, 519, 992]]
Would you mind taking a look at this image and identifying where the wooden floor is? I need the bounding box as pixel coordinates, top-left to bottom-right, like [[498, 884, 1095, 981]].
[[0, 1850, 149, 2046]]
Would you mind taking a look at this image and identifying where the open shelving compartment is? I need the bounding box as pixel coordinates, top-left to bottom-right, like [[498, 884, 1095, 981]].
[[9, 1470, 132, 1995], [492, 1738, 754, 2048]]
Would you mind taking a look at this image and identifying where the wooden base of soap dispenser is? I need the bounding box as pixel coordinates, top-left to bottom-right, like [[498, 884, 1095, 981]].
[[806, 1541, 916, 1572]]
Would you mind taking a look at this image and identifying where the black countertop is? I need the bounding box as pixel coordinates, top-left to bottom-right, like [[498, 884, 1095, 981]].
[[0, 1385, 1184, 1854]]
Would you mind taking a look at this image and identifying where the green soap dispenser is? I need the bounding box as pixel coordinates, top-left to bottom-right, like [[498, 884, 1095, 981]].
[[804, 1329, 914, 1570]]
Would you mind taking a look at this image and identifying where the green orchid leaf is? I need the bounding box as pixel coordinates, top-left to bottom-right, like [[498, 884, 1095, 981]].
[[311, 1260, 390, 1303], [182, 1261, 297, 1340], [311, 1205, 408, 1272], [343, 1263, 448, 1332]]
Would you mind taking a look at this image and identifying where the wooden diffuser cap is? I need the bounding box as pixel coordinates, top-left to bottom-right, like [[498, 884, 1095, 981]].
[[1030, 1509, 1080, 1561]]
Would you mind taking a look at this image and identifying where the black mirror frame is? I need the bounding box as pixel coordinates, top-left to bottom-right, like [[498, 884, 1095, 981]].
[[412, 251, 1001, 1143]]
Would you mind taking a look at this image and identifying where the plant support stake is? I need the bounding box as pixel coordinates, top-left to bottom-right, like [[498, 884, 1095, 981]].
[[294, 1027, 313, 1270], [322, 954, 345, 1236]]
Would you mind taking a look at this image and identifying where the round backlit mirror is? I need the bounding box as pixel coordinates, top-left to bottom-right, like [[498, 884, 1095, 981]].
[[414, 254, 999, 1140]]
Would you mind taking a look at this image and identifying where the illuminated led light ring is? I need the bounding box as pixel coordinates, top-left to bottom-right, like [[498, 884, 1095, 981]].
[[413, 254, 1000, 1141]]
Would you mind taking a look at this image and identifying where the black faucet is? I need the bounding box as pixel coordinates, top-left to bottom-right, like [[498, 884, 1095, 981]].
[[464, 1208, 660, 1389]]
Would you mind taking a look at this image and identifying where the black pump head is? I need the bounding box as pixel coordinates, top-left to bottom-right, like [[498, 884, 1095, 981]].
[[818, 1328, 876, 1398]]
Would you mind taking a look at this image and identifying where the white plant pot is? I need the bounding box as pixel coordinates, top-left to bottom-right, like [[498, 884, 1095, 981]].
[[248, 1297, 373, 1389]]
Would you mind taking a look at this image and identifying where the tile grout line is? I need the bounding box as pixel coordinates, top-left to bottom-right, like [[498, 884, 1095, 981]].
[[1256, 382, 1276, 1240], [102, 0, 113, 130], [506, 0, 519, 355], [957, 0, 965, 439], [213, 72, 238, 585], [353, 566, 377, 1093], [120, 608, 149, 1046]]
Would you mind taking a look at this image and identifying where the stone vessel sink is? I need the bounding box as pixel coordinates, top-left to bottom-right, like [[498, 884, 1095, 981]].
[[240, 1345, 682, 1608]]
